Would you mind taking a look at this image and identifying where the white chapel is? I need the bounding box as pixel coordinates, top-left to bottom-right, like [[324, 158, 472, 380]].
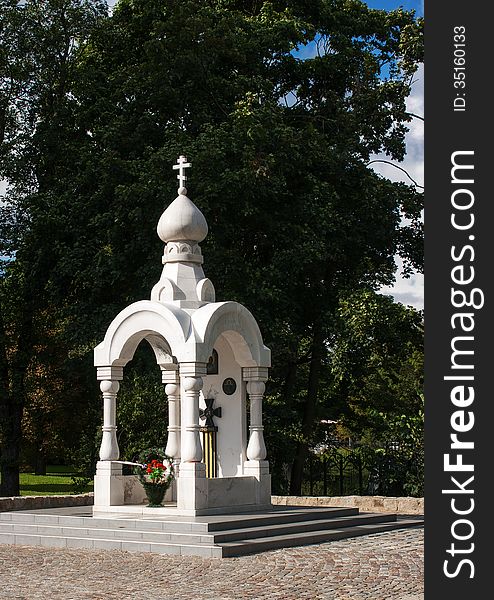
[[92, 156, 271, 516]]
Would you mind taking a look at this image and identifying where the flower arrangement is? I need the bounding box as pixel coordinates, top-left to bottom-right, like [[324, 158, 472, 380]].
[[135, 447, 175, 506]]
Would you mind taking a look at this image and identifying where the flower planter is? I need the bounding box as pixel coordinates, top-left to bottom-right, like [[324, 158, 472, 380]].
[[135, 448, 175, 507], [142, 482, 170, 507]]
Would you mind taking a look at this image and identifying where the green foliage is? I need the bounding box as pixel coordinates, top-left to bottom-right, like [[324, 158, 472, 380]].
[[369, 400, 424, 497], [116, 344, 168, 460], [0, 0, 424, 495], [66, 422, 100, 493], [326, 291, 424, 495], [332, 290, 423, 439], [69, 475, 93, 495]]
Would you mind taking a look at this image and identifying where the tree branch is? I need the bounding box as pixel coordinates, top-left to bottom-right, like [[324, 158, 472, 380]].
[[366, 160, 424, 189], [406, 112, 424, 122]]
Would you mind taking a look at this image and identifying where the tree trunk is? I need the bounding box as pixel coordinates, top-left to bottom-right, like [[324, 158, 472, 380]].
[[34, 453, 47, 476], [0, 299, 34, 497], [289, 321, 325, 495], [283, 360, 297, 410], [0, 305, 18, 496], [0, 395, 23, 496]]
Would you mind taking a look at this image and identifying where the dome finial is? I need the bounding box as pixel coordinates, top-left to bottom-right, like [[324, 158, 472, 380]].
[[173, 155, 191, 196], [156, 155, 208, 247]]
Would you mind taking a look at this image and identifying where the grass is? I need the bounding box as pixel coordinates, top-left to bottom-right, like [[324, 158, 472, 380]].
[[18, 465, 94, 496]]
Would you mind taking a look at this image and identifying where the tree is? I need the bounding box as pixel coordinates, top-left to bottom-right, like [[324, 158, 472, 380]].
[[0, 0, 423, 496], [331, 290, 424, 440], [0, 0, 107, 495], [70, 0, 423, 494]]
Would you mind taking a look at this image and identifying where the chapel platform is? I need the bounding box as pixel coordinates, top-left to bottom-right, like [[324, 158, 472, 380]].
[[0, 504, 423, 557]]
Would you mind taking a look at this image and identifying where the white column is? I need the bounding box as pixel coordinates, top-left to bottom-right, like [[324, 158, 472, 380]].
[[164, 378, 181, 468], [246, 380, 267, 461], [181, 375, 203, 463], [176, 362, 208, 512], [99, 380, 120, 461]]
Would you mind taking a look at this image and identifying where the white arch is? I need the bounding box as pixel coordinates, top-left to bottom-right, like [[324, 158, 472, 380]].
[[189, 301, 271, 366], [94, 300, 191, 367]]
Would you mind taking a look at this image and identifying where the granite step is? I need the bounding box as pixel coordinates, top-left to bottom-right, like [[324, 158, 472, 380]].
[[0, 521, 215, 544], [0, 506, 359, 533], [0, 511, 211, 533], [219, 518, 424, 557], [200, 507, 359, 531], [0, 507, 423, 557], [0, 512, 393, 545], [211, 512, 397, 543], [0, 530, 222, 557]]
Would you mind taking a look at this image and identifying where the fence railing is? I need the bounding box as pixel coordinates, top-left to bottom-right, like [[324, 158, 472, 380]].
[[301, 443, 424, 497]]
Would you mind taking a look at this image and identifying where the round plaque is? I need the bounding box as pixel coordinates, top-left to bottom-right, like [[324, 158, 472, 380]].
[[222, 377, 237, 395]]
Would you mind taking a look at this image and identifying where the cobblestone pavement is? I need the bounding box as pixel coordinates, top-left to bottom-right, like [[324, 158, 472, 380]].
[[0, 528, 423, 600]]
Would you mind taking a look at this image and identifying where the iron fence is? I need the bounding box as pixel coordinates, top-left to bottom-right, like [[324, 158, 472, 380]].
[[301, 443, 423, 497]]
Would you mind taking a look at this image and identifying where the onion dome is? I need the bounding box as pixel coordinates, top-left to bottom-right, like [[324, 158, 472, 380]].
[[157, 156, 208, 244]]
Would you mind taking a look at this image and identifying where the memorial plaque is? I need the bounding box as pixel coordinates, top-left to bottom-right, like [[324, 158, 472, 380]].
[[222, 377, 237, 395]]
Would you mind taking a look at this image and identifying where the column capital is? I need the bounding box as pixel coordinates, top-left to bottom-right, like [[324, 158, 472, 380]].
[[183, 376, 203, 392], [242, 366, 269, 382], [161, 367, 179, 385], [247, 380, 265, 396], [97, 366, 124, 381], [179, 362, 208, 377]]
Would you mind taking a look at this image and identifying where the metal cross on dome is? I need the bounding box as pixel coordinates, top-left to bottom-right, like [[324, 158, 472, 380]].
[[173, 155, 191, 191]]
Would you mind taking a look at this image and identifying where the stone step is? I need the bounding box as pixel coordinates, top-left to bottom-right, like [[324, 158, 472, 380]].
[[0, 506, 359, 534], [0, 507, 423, 557], [0, 521, 214, 545], [0, 512, 392, 546], [0, 517, 421, 558], [0, 530, 222, 557], [219, 518, 424, 557], [0, 512, 211, 533], [202, 507, 359, 531], [211, 513, 397, 543]]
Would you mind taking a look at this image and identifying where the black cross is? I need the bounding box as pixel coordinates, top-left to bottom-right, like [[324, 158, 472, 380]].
[[200, 397, 222, 431]]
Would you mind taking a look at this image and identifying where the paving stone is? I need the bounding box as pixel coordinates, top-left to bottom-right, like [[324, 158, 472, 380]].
[[0, 527, 423, 599]]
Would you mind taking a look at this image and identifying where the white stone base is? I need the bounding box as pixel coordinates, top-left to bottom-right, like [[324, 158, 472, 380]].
[[244, 460, 271, 506], [94, 461, 124, 506], [93, 502, 273, 517], [177, 462, 208, 512], [94, 460, 271, 516], [94, 462, 177, 508]]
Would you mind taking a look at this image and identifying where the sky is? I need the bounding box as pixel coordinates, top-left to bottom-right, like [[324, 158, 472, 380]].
[[366, 0, 423, 15], [373, 63, 424, 310], [366, 1, 424, 310]]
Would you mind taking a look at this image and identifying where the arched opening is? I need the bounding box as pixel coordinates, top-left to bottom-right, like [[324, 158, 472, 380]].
[[116, 340, 167, 466]]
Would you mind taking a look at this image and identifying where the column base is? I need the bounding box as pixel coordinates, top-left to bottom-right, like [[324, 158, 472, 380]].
[[244, 460, 271, 506], [94, 461, 124, 506], [177, 462, 207, 511]]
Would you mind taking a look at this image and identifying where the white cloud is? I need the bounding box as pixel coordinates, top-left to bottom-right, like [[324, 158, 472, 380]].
[[372, 64, 424, 310], [380, 256, 424, 310]]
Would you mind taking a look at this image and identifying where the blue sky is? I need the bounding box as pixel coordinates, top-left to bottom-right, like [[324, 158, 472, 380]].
[[364, 1, 424, 310], [366, 0, 423, 17]]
